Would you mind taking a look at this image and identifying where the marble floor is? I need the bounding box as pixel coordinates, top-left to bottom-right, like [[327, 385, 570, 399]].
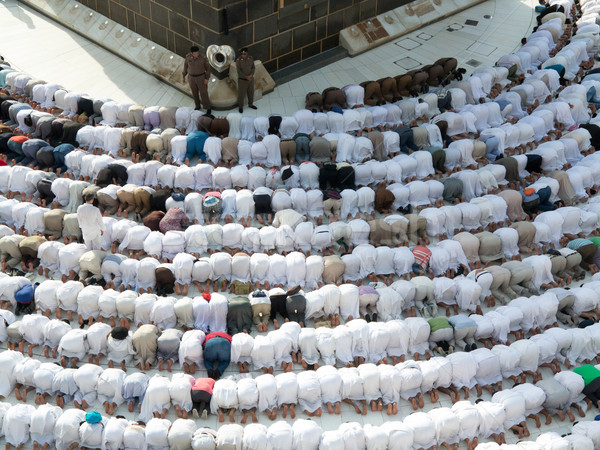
[[1, 0, 590, 446]]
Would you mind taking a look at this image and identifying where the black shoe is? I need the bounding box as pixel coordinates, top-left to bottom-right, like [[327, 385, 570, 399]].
[[194, 107, 201, 111], [206, 109, 211, 115], [464, 344, 471, 352], [371, 313, 377, 322], [239, 107, 243, 113], [248, 104, 257, 110], [470, 343, 477, 351], [207, 369, 214, 379]]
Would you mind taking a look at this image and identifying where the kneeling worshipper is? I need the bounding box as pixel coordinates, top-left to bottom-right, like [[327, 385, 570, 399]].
[[573, 364, 600, 408]]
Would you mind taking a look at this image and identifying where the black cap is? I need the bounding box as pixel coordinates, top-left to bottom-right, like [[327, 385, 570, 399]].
[[281, 167, 294, 181]]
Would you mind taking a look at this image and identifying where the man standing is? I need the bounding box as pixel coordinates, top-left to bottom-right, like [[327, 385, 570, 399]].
[[236, 48, 257, 113], [77, 193, 105, 251], [183, 45, 211, 114]]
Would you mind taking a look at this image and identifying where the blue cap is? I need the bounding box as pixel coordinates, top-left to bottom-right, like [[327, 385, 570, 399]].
[[331, 107, 343, 114], [171, 193, 185, 202], [14, 284, 34, 304], [595, 414, 600, 421], [86, 411, 103, 424]]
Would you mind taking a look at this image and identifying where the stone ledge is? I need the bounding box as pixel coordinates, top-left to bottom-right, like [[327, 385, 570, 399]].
[[340, 0, 487, 56]]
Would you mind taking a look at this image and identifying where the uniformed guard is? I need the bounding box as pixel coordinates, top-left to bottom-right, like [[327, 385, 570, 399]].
[[236, 47, 257, 113], [182, 45, 211, 114]]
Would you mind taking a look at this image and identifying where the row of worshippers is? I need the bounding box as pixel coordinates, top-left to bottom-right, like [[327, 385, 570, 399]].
[[2, 259, 597, 352], [0, 149, 488, 210], [1, 401, 599, 450], [0, 127, 496, 192], [19, 170, 600, 252], [0, 267, 582, 367], [0, 349, 595, 449], [35, 211, 600, 285], [7, 165, 598, 249], [0, 151, 458, 201], [303, 58, 461, 112], [0, 301, 583, 402], [0, 239, 577, 320], [1, 208, 595, 315], [4, 171, 595, 284], [0, 97, 443, 164], [3, 99, 529, 170], [1, 44, 522, 134], [0, 53, 457, 123], [1, 394, 594, 450], [0, 280, 590, 381], [0, 179, 591, 257], [0, 77, 444, 135]]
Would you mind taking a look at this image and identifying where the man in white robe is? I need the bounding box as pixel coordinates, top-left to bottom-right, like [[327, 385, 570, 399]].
[[77, 193, 105, 250]]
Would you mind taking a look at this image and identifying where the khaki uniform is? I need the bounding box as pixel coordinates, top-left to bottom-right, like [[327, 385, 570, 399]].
[[236, 55, 256, 108], [183, 52, 211, 110]]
